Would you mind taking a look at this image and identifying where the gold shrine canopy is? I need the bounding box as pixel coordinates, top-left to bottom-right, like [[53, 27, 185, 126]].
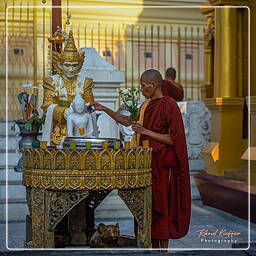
[[22, 147, 152, 248]]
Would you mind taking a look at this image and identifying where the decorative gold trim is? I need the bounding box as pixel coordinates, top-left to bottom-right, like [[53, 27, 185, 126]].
[[23, 172, 151, 190], [205, 97, 244, 111], [22, 148, 152, 190]]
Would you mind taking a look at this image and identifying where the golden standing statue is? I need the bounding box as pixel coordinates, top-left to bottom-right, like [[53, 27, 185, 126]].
[[42, 31, 94, 145]]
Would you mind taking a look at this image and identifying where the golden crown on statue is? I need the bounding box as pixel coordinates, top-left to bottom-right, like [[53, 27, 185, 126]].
[[51, 31, 85, 74]]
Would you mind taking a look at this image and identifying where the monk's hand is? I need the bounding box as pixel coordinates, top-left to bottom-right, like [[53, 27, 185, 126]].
[[132, 122, 147, 135], [88, 102, 106, 112]]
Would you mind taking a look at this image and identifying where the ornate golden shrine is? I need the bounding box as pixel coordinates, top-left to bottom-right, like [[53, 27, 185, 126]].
[[22, 147, 152, 248]]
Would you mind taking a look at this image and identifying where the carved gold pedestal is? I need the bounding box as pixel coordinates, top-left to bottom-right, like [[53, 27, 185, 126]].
[[22, 147, 152, 248]]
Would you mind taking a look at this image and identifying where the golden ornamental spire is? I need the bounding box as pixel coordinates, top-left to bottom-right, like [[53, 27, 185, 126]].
[[63, 31, 78, 53]]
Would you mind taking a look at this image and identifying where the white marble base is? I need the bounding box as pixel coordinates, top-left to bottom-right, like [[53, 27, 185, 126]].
[[189, 159, 205, 171], [0, 201, 29, 222]]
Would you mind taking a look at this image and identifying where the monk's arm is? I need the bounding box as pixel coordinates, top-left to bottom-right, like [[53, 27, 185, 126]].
[[144, 130, 173, 145], [90, 102, 132, 126], [170, 82, 184, 101], [163, 80, 184, 101], [132, 123, 173, 145]]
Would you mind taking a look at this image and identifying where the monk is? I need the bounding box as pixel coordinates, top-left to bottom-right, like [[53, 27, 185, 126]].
[[162, 67, 184, 101], [89, 69, 191, 249]]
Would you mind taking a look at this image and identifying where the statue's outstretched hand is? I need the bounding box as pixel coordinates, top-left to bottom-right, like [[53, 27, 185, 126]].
[[88, 102, 106, 112]]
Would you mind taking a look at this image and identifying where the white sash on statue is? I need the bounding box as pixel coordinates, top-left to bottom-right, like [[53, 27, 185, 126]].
[[42, 104, 58, 146]]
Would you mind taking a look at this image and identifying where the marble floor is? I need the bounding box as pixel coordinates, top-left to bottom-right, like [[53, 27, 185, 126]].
[[1, 200, 255, 252]]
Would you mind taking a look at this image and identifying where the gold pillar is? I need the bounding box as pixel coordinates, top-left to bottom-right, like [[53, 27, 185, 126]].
[[214, 7, 238, 97], [203, 46, 214, 99], [202, 3, 249, 176], [200, 7, 214, 100]]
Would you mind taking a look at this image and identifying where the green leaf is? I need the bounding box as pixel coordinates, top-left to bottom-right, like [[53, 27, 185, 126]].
[[24, 123, 32, 131]]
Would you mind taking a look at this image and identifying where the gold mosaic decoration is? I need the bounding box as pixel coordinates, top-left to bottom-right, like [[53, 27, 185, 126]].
[[22, 147, 152, 190]]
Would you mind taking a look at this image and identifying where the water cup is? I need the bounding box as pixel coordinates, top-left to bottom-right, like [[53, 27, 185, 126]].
[[124, 141, 131, 149], [40, 141, 47, 149], [86, 141, 92, 149], [114, 141, 121, 150], [32, 141, 40, 148], [87, 105, 94, 113], [70, 141, 77, 149], [79, 127, 85, 135], [143, 140, 149, 148], [102, 141, 109, 149]]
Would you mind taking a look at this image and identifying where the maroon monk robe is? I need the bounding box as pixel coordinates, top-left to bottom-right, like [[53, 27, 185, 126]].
[[162, 80, 184, 101], [140, 96, 191, 239]]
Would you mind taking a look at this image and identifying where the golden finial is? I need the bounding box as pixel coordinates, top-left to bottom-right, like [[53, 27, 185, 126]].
[[63, 31, 77, 53]]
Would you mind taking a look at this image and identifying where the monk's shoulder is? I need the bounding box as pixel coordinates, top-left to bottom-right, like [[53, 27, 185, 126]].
[[161, 96, 177, 105]]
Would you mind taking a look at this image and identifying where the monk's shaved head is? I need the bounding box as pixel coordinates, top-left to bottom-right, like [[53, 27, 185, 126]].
[[141, 69, 163, 87]]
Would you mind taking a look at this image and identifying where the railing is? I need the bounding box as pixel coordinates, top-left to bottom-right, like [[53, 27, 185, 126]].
[[64, 22, 206, 101]]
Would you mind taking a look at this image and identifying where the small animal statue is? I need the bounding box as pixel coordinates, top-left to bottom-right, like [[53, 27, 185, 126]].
[[90, 223, 120, 248]]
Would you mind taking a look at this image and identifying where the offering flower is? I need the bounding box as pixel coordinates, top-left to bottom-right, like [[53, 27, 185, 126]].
[[119, 87, 140, 122]]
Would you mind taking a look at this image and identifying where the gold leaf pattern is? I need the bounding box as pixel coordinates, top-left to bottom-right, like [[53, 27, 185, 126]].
[[23, 148, 152, 190]]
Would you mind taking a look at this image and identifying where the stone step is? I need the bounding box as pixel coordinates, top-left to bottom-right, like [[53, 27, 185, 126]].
[[0, 138, 19, 153], [0, 200, 28, 222], [0, 137, 19, 151], [0, 184, 26, 201], [0, 121, 18, 136], [0, 169, 23, 183], [0, 153, 20, 168], [0, 149, 18, 153]]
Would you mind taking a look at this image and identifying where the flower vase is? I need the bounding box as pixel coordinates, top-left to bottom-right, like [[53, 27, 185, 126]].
[[14, 120, 41, 172]]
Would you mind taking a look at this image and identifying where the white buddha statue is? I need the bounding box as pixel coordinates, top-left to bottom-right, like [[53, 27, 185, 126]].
[[67, 95, 94, 137]]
